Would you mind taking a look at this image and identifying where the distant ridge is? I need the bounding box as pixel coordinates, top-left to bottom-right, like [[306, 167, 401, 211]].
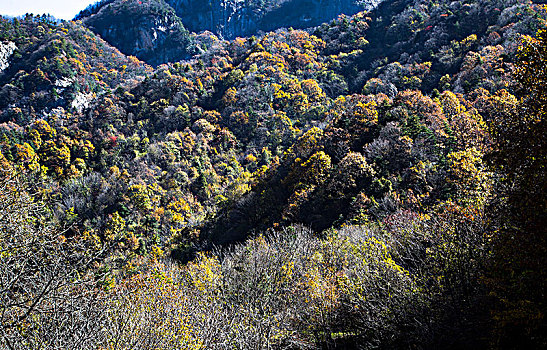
[[77, 0, 382, 65]]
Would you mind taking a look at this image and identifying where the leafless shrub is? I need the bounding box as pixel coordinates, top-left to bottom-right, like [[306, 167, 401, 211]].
[[0, 168, 108, 349]]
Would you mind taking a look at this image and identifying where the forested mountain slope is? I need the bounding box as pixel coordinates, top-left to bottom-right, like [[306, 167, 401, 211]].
[[0, 0, 546, 348], [76, 0, 381, 65], [0, 15, 151, 118]]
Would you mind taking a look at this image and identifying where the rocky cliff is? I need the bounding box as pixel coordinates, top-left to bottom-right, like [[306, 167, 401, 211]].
[[168, 0, 380, 39], [81, 0, 194, 66], [79, 0, 382, 65]]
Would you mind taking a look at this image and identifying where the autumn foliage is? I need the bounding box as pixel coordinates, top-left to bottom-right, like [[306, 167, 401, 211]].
[[1, 0, 546, 348]]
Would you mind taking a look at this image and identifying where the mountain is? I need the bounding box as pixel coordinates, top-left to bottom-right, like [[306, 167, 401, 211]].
[[165, 0, 380, 38], [0, 14, 150, 120], [76, 0, 381, 65], [1, 0, 546, 348], [78, 0, 198, 66]]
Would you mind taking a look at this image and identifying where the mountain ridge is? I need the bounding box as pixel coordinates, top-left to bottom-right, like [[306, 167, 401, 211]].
[[77, 0, 382, 65]]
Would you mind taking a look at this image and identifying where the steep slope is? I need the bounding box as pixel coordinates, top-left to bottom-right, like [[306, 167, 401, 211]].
[[2, 0, 544, 255], [79, 0, 198, 66], [166, 0, 381, 39], [77, 0, 382, 65], [0, 15, 150, 122]]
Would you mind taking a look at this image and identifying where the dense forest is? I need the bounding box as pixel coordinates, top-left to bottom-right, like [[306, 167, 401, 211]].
[[0, 0, 546, 348]]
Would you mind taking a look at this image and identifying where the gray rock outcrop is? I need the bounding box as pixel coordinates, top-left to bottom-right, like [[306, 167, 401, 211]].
[[0, 41, 17, 73]]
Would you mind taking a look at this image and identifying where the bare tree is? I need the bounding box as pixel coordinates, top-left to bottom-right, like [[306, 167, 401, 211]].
[[0, 167, 107, 349]]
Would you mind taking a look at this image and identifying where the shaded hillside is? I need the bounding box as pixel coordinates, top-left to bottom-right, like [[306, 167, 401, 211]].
[[166, 0, 380, 38], [76, 0, 381, 65], [79, 0, 200, 66]]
